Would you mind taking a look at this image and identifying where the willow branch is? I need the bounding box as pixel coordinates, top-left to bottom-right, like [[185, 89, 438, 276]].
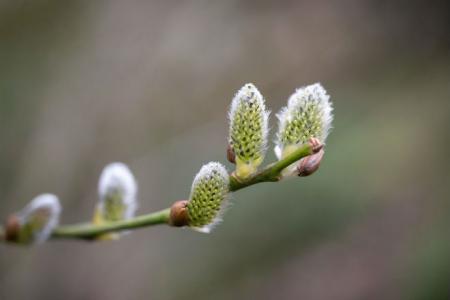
[[229, 142, 317, 191], [2, 142, 317, 243], [51, 208, 171, 240]]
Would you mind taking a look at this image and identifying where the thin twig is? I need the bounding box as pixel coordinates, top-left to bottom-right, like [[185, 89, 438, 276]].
[[2, 142, 315, 242]]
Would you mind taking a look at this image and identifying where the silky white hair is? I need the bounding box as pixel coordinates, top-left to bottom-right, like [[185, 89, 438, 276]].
[[98, 162, 138, 220], [228, 83, 270, 157], [275, 83, 333, 159], [189, 162, 230, 233], [18, 193, 62, 243]]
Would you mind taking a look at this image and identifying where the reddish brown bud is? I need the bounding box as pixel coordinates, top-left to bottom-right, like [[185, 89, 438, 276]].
[[169, 200, 189, 227], [297, 148, 325, 177], [308, 137, 324, 154], [227, 144, 236, 164], [4, 214, 21, 242]]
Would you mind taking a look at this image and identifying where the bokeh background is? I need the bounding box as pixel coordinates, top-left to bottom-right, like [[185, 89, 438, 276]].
[[1, 1, 449, 299]]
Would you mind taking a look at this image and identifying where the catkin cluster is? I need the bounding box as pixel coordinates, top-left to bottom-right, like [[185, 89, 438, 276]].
[[171, 82, 333, 231], [3, 82, 333, 244]]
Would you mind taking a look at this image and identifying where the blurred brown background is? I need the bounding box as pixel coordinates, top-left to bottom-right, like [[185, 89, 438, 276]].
[[1, 1, 449, 299]]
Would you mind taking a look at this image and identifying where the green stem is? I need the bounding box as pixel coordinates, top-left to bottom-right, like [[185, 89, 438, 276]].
[[229, 142, 314, 191], [1, 142, 315, 243], [51, 208, 170, 240]]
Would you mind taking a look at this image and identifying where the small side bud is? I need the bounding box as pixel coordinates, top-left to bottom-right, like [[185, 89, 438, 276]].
[[226, 144, 236, 164], [186, 162, 230, 233], [297, 148, 325, 177], [309, 137, 324, 153], [275, 83, 333, 177], [228, 83, 270, 179], [169, 200, 189, 227], [11, 194, 62, 244], [4, 215, 21, 242]]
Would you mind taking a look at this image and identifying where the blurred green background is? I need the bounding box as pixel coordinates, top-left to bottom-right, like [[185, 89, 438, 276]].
[[1, 1, 449, 299]]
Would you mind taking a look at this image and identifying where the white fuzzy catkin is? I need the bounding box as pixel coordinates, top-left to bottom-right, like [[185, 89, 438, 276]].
[[187, 162, 230, 233], [228, 83, 270, 178], [275, 83, 333, 160], [18, 194, 62, 243], [98, 162, 138, 221]]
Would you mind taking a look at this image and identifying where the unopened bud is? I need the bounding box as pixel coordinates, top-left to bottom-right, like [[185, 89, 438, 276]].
[[297, 148, 325, 177], [227, 144, 236, 164], [309, 137, 324, 153], [4, 215, 21, 242], [169, 200, 189, 227]]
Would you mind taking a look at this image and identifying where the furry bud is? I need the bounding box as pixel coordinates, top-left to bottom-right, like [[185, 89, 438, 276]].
[[95, 162, 138, 223], [186, 162, 229, 233], [228, 83, 270, 179], [275, 83, 333, 176], [93, 162, 138, 240], [11, 194, 62, 244]]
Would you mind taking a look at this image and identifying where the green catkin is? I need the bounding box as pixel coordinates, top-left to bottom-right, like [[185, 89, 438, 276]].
[[16, 194, 61, 244], [228, 83, 269, 179], [187, 162, 229, 233], [275, 83, 333, 175]]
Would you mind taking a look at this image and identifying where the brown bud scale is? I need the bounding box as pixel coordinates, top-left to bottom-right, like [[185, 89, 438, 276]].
[[227, 144, 236, 164], [308, 137, 324, 154], [4, 215, 21, 242], [169, 200, 189, 227], [297, 148, 325, 177]]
